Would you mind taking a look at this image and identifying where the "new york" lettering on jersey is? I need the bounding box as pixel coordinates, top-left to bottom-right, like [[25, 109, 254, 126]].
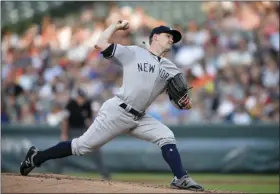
[[159, 67, 169, 80], [137, 63, 155, 73]]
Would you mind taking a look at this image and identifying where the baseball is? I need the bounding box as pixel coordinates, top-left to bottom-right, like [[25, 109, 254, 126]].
[[118, 20, 129, 30]]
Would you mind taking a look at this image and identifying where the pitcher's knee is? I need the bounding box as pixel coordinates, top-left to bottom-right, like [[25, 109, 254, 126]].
[[155, 132, 177, 147], [71, 137, 97, 156]]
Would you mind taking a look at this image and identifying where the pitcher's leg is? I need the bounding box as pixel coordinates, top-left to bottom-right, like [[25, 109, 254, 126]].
[[161, 144, 187, 178], [21, 120, 119, 176], [20, 141, 72, 176], [32, 141, 72, 167], [33, 111, 124, 168], [129, 115, 185, 178], [20, 98, 137, 176], [129, 115, 203, 191], [31, 115, 112, 168], [71, 118, 116, 156]]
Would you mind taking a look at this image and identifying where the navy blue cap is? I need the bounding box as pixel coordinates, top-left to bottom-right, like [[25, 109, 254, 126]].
[[77, 88, 87, 98], [149, 25, 182, 44]]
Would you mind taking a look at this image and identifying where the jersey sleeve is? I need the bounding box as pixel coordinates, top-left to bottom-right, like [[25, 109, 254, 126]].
[[101, 43, 135, 65]]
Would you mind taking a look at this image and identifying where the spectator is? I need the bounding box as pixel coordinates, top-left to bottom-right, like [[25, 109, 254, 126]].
[[1, 2, 279, 125], [46, 103, 66, 127], [19, 104, 36, 125], [231, 104, 252, 125]]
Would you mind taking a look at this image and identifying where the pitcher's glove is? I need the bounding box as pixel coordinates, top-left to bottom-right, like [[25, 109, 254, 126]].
[[166, 73, 193, 109]]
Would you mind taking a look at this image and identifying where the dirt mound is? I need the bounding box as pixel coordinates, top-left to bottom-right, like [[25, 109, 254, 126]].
[[2, 173, 240, 193]]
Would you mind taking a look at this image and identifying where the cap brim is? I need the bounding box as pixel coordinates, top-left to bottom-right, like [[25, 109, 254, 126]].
[[164, 30, 182, 44]]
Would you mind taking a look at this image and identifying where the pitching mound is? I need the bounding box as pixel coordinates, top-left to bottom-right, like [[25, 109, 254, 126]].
[[2, 173, 239, 193]]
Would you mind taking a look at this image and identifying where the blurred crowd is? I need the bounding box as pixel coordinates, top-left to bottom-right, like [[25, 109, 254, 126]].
[[1, 2, 279, 126]]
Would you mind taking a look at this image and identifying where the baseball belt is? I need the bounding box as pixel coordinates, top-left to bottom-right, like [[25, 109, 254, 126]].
[[119, 103, 145, 120]]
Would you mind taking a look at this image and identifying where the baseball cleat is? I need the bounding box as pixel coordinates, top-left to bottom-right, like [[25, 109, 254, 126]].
[[170, 174, 204, 191], [20, 146, 39, 176]]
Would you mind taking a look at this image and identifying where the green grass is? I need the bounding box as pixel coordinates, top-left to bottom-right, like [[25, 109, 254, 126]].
[[67, 172, 279, 193], [202, 184, 279, 193]]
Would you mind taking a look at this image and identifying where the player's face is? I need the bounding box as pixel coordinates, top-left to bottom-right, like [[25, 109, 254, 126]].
[[76, 96, 86, 105], [157, 33, 174, 51]]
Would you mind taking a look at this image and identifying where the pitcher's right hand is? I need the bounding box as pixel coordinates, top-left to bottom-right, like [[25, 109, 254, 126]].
[[116, 20, 129, 30]]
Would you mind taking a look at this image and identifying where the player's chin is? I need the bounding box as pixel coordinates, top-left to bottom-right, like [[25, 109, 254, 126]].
[[164, 46, 171, 52]]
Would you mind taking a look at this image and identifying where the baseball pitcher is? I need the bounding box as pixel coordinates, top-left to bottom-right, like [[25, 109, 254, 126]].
[[20, 20, 204, 191]]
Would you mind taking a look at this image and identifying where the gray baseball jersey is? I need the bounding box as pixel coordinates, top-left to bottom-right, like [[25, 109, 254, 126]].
[[71, 44, 182, 156]]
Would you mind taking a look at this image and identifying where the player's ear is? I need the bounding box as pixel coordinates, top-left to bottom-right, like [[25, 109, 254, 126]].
[[153, 34, 158, 42]]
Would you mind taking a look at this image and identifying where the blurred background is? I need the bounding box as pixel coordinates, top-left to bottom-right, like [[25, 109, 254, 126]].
[[1, 1, 279, 125], [1, 1, 279, 193]]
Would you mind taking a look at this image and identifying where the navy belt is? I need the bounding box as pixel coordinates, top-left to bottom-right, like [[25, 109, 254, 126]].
[[119, 103, 145, 119]]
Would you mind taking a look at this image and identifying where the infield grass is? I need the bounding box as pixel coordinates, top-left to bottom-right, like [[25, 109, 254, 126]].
[[67, 172, 279, 193]]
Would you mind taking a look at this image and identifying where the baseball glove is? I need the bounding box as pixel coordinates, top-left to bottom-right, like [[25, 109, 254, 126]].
[[166, 73, 193, 109]]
